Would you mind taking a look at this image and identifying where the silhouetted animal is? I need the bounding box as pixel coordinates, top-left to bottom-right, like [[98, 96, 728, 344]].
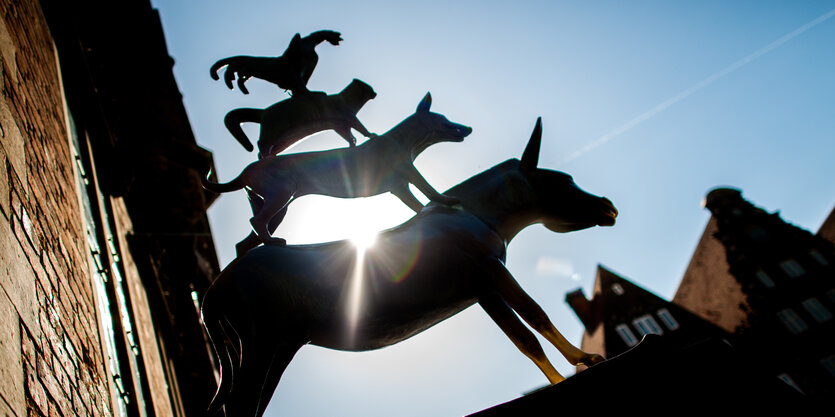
[[224, 79, 377, 157], [202, 93, 472, 251], [210, 30, 342, 95], [200, 118, 617, 416]]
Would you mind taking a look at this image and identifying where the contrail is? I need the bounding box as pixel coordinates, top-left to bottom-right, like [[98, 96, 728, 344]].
[[561, 7, 835, 165]]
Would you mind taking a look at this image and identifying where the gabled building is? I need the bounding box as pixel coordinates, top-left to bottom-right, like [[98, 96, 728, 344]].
[[566, 187, 835, 398], [674, 188, 835, 397], [566, 266, 730, 362]]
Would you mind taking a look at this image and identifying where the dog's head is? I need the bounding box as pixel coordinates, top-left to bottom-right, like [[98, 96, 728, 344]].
[[519, 118, 617, 233], [409, 93, 472, 155]]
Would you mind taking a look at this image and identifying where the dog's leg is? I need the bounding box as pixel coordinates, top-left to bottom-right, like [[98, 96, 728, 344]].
[[250, 192, 293, 246], [403, 165, 459, 205], [479, 294, 565, 384], [236, 207, 289, 256], [488, 260, 604, 368], [390, 184, 424, 213], [235, 232, 262, 257]]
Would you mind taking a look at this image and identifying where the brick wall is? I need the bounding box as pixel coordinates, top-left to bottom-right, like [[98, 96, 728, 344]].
[[0, 0, 116, 415], [0, 0, 202, 415]]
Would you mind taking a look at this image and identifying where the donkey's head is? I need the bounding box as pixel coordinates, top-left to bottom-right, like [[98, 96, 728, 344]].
[[520, 118, 617, 233], [407, 93, 472, 156]]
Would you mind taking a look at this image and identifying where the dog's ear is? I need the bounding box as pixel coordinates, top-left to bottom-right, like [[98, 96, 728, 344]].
[[521, 117, 542, 172], [417, 93, 432, 112]]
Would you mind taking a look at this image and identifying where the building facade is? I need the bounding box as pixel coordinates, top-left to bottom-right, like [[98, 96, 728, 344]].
[[566, 266, 730, 364], [1, 0, 220, 416], [568, 187, 835, 398]]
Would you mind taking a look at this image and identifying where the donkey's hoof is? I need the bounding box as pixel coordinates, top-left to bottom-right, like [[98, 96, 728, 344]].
[[576, 353, 605, 367]]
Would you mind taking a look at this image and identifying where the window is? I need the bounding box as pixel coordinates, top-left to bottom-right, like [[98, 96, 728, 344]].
[[70, 111, 148, 416], [801, 298, 832, 323], [810, 249, 829, 266], [779, 259, 805, 278], [776, 373, 804, 393], [656, 308, 680, 331], [632, 314, 663, 337], [820, 355, 835, 378], [755, 270, 775, 288], [615, 324, 638, 347], [777, 308, 807, 334], [611, 283, 624, 295], [747, 226, 767, 241]]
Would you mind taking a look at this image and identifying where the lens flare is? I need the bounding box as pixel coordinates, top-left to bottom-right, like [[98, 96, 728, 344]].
[[346, 242, 369, 348]]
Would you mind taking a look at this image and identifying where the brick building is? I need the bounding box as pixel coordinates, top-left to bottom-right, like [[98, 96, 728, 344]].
[[1, 1, 219, 416], [567, 187, 835, 398], [565, 265, 730, 363]]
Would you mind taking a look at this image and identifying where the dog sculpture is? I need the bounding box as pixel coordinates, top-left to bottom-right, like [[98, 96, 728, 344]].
[[224, 79, 377, 157], [200, 118, 618, 416], [210, 30, 342, 95], [202, 93, 472, 250]]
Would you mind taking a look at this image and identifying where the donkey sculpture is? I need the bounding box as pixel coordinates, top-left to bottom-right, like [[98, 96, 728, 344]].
[[223, 78, 377, 157], [200, 118, 617, 416], [203, 93, 471, 255], [210, 30, 342, 95]]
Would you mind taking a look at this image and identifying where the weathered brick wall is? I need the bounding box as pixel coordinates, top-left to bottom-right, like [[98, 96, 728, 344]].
[[1, 0, 113, 415]]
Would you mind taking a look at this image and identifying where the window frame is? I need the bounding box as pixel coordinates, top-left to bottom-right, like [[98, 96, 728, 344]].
[[656, 308, 680, 331], [776, 308, 808, 334], [632, 314, 664, 337], [615, 324, 638, 347]]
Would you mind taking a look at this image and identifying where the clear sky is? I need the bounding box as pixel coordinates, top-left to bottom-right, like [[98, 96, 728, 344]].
[[151, 1, 835, 416]]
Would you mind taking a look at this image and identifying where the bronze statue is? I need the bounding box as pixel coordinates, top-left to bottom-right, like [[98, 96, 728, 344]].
[[210, 30, 342, 95], [200, 118, 617, 417], [202, 93, 471, 250], [224, 79, 377, 157]]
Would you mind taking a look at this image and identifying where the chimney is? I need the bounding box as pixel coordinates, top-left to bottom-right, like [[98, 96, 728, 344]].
[[565, 289, 593, 329]]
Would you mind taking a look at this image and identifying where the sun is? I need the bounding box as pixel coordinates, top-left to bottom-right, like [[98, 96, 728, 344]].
[[273, 194, 418, 246], [349, 228, 378, 251]]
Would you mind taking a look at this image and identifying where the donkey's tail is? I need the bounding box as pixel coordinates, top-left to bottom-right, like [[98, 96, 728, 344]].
[[201, 170, 245, 194], [202, 306, 240, 416], [224, 108, 263, 152]]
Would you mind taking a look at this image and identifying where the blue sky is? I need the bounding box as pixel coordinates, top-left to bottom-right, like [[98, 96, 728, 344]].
[[151, 1, 835, 416]]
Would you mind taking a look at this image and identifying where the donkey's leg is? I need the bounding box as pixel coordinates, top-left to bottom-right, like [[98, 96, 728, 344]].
[[225, 332, 306, 417], [479, 295, 565, 384], [254, 341, 306, 417], [490, 264, 604, 367]]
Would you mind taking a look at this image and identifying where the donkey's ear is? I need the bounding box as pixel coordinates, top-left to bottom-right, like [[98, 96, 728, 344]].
[[521, 117, 542, 171], [286, 33, 302, 54], [417, 92, 432, 112]]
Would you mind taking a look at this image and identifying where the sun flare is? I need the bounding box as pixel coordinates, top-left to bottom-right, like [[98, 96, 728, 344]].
[[350, 229, 378, 250], [274, 194, 420, 245]]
